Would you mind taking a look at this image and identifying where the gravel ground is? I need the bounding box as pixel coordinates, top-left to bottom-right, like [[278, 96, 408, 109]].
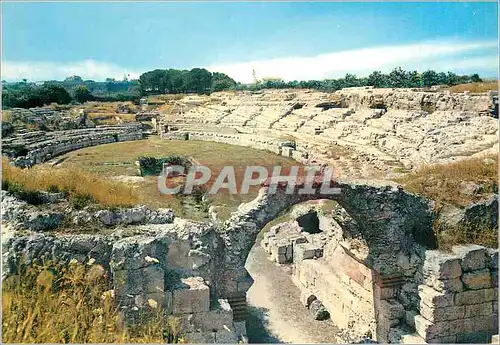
[[245, 244, 340, 343]]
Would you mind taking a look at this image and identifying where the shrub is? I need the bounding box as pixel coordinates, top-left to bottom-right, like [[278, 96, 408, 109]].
[[2, 180, 45, 205], [71, 193, 95, 210], [395, 155, 498, 249], [137, 155, 192, 176]]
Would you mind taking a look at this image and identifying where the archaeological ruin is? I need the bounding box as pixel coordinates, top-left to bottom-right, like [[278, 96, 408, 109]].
[[2, 86, 498, 343]]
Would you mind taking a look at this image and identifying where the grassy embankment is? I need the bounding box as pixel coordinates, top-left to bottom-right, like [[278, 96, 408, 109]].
[[395, 154, 498, 248]]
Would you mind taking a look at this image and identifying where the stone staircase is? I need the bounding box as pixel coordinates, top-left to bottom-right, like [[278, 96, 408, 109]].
[[227, 292, 248, 322]]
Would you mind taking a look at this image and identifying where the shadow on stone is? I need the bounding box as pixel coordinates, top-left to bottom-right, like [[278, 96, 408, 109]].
[[246, 305, 282, 343]]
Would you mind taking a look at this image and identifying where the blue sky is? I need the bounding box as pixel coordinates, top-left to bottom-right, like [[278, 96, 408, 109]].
[[2, 1, 498, 82]]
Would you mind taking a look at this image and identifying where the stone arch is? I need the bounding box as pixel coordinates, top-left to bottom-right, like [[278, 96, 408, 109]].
[[213, 177, 436, 341], [215, 177, 436, 299]]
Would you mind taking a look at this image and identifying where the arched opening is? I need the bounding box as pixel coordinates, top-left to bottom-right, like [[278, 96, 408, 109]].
[[243, 198, 381, 342], [296, 211, 321, 234], [217, 180, 436, 343]]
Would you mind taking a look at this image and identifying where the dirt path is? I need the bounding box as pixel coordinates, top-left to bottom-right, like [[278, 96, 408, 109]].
[[245, 244, 340, 343]]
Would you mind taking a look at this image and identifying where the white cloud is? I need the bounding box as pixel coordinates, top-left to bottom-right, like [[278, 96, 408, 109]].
[[1, 59, 141, 82], [207, 40, 498, 83], [2, 40, 497, 83]]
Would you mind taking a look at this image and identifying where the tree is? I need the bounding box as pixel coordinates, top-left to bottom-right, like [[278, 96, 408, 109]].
[[212, 72, 237, 92], [388, 67, 409, 88], [422, 70, 439, 87], [408, 70, 421, 88], [73, 85, 94, 103], [446, 72, 459, 86], [38, 84, 72, 105], [470, 73, 482, 83], [367, 71, 387, 88], [186, 68, 213, 94], [64, 75, 84, 83]]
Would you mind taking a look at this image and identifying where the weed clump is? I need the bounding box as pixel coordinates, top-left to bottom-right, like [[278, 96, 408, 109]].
[[2, 259, 185, 343]]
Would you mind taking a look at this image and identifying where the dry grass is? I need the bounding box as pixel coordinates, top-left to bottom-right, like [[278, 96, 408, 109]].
[[447, 81, 498, 93], [150, 94, 185, 102], [396, 155, 498, 249], [394, 155, 498, 208], [51, 137, 303, 220], [436, 224, 498, 251], [87, 113, 137, 125], [2, 157, 138, 207], [77, 101, 138, 113], [2, 260, 184, 343], [2, 110, 13, 122]]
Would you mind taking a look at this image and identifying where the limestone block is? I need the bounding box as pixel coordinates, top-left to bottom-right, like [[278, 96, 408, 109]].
[[172, 277, 210, 314], [294, 243, 323, 262], [373, 284, 397, 300], [464, 302, 493, 318], [423, 251, 462, 279], [400, 333, 427, 344], [453, 245, 488, 272], [111, 236, 169, 270], [414, 315, 448, 341], [425, 275, 464, 293], [296, 265, 309, 287], [418, 285, 455, 308], [452, 244, 488, 272], [462, 269, 492, 290], [419, 303, 465, 322], [457, 331, 492, 343], [182, 300, 233, 332], [142, 264, 165, 293], [455, 288, 497, 305], [184, 331, 216, 343], [281, 146, 295, 158], [492, 334, 499, 343], [114, 269, 144, 297], [380, 298, 405, 320]]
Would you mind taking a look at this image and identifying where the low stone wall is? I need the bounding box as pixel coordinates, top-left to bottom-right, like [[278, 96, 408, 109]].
[[2, 124, 143, 167], [162, 130, 310, 164]]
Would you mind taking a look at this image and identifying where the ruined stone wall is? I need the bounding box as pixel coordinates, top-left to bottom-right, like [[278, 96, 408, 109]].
[[334, 88, 495, 113], [2, 211, 246, 343], [163, 131, 281, 155], [162, 130, 311, 165], [2, 124, 143, 167], [291, 234, 499, 343], [2, 181, 498, 343], [407, 245, 498, 343]]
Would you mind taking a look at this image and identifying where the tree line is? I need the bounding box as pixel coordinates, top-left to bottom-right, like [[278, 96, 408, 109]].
[[1, 81, 140, 109], [138, 68, 237, 94], [1, 67, 487, 109], [238, 68, 484, 92]]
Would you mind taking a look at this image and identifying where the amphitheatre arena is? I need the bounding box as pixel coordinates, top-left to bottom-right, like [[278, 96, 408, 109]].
[[2, 86, 499, 343]]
